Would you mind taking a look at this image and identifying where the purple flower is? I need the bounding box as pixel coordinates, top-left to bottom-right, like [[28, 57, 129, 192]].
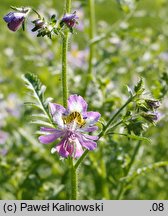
[[39, 95, 101, 158], [3, 11, 28, 32], [60, 11, 78, 29]]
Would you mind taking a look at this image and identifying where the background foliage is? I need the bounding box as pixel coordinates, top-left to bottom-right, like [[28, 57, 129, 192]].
[[0, 0, 168, 199]]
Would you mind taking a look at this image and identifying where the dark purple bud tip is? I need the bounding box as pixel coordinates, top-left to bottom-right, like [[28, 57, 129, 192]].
[[3, 11, 27, 31], [141, 111, 160, 123], [145, 99, 160, 109], [31, 19, 45, 32], [61, 11, 79, 28]]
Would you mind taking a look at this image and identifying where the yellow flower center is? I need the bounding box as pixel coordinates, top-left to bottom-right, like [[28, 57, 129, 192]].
[[62, 111, 85, 127]]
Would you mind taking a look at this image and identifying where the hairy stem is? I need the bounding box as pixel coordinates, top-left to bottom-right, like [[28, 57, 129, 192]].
[[65, 0, 71, 12], [62, 0, 78, 200], [62, 0, 71, 107], [62, 34, 69, 107], [70, 159, 78, 199]]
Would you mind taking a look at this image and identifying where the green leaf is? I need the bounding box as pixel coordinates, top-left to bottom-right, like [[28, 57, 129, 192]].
[[126, 85, 133, 97], [50, 14, 57, 25], [31, 120, 54, 128], [22, 73, 55, 127], [31, 113, 49, 120], [134, 78, 143, 93]]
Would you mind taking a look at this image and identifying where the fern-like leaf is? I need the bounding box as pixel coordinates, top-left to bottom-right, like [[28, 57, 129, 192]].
[[23, 73, 55, 127]]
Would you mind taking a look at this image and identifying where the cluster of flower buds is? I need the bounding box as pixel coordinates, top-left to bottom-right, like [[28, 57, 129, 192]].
[[141, 99, 160, 123], [137, 98, 160, 124], [124, 79, 161, 136], [3, 7, 79, 39]]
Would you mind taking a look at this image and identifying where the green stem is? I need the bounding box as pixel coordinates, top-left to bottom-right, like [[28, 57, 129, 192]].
[[126, 140, 141, 175], [62, 0, 78, 200], [99, 96, 134, 138], [116, 140, 141, 199], [75, 150, 89, 170], [62, 0, 71, 107], [65, 0, 71, 12], [62, 34, 69, 107], [100, 159, 110, 199], [70, 159, 78, 199]]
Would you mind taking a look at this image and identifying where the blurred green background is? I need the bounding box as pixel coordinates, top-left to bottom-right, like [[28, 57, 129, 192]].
[[0, 0, 168, 199]]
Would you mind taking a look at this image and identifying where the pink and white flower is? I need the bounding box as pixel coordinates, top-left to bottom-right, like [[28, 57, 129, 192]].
[[39, 95, 100, 158]]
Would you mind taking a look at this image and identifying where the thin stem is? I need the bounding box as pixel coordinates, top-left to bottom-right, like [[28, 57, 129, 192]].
[[62, 0, 71, 107], [100, 159, 110, 199], [62, 34, 69, 107], [62, 0, 77, 200], [126, 140, 141, 175], [99, 96, 135, 138], [70, 159, 78, 199], [116, 140, 141, 200], [66, 0, 71, 12], [105, 120, 123, 133], [75, 149, 89, 170]]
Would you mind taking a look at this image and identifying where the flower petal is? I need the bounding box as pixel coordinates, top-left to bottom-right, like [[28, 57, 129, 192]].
[[78, 134, 97, 150], [67, 94, 87, 115], [83, 134, 99, 141], [81, 126, 98, 132], [67, 136, 83, 158], [55, 138, 69, 158], [38, 131, 64, 144], [73, 138, 84, 158], [49, 103, 66, 128], [85, 111, 101, 125], [3, 12, 14, 22], [8, 19, 24, 31], [55, 135, 84, 158], [40, 127, 59, 132]]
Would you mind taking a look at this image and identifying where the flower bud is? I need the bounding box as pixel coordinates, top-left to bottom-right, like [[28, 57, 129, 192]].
[[31, 18, 45, 32], [3, 8, 30, 32], [145, 99, 160, 110], [141, 111, 159, 123], [60, 11, 78, 29]]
